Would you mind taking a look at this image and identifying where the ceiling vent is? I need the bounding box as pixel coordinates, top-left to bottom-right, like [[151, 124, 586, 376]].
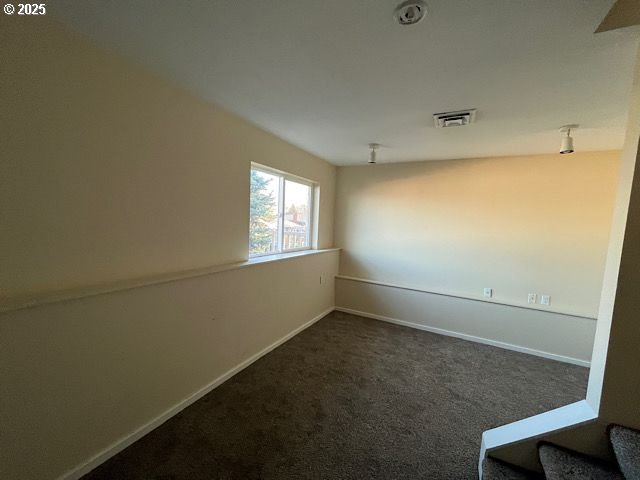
[[394, 1, 427, 26], [433, 109, 477, 128]]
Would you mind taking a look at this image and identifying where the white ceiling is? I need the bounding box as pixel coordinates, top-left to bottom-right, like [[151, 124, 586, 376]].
[[54, 0, 639, 165]]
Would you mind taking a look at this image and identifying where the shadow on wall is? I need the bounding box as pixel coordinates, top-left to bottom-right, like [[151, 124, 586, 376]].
[[334, 152, 620, 317]]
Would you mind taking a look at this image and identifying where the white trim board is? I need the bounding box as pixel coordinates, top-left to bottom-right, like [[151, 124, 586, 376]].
[[334, 306, 591, 368], [336, 275, 596, 320], [1, 248, 340, 315], [57, 307, 334, 480]]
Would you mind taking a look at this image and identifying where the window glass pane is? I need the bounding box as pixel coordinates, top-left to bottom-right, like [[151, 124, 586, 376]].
[[249, 169, 281, 256], [283, 179, 311, 250]]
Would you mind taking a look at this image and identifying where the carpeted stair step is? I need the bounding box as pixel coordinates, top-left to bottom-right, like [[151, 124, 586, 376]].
[[483, 457, 542, 480], [538, 443, 624, 480], [610, 424, 640, 479]]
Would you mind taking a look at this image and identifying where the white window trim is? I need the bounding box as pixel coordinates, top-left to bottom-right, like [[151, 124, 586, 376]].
[[249, 163, 316, 258]]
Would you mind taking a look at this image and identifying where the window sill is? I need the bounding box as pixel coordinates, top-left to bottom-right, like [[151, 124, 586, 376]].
[[247, 249, 333, 265], [1, 248, 341, 314]]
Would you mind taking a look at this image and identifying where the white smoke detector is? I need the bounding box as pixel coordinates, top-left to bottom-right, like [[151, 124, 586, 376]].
[[433, 109, 477, 128], [394, 1, 427, 26]]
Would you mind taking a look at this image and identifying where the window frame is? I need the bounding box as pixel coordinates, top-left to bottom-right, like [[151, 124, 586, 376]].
[[249, 163, 315, 258]]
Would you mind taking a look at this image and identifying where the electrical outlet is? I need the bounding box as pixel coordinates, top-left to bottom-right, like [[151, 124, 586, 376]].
[[483, 288, 492, 298], [540, 295, 551, 306], [527, 293, 537, 304]]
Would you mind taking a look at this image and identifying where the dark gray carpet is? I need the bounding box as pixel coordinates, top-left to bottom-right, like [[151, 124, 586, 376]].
[[538, 443, 624, 480], [82, 311, 588, 480], [610, 425, 640, 480], [483, 457, 542, 480]]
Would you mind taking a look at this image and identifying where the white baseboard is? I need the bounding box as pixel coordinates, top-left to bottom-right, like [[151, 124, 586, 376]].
[[334, 306, 590, 368], [57, 307, 334, 480]]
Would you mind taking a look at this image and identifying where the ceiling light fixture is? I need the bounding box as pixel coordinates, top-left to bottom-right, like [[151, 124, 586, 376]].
[[394, 0, 427, 26], [368, 143, 379, 164], [559, 125, 578, 154]]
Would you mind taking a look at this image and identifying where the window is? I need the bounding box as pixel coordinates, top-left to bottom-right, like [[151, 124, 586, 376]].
[[249, 164, 314, 257]]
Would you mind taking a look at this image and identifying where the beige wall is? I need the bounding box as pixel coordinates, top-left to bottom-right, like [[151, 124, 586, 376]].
[[336, 279, 596, 364], [0, 251, 339, 480], [0, 16, 335, 295], [335, 151, 619, 318], [0, 17, 338, 480]]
